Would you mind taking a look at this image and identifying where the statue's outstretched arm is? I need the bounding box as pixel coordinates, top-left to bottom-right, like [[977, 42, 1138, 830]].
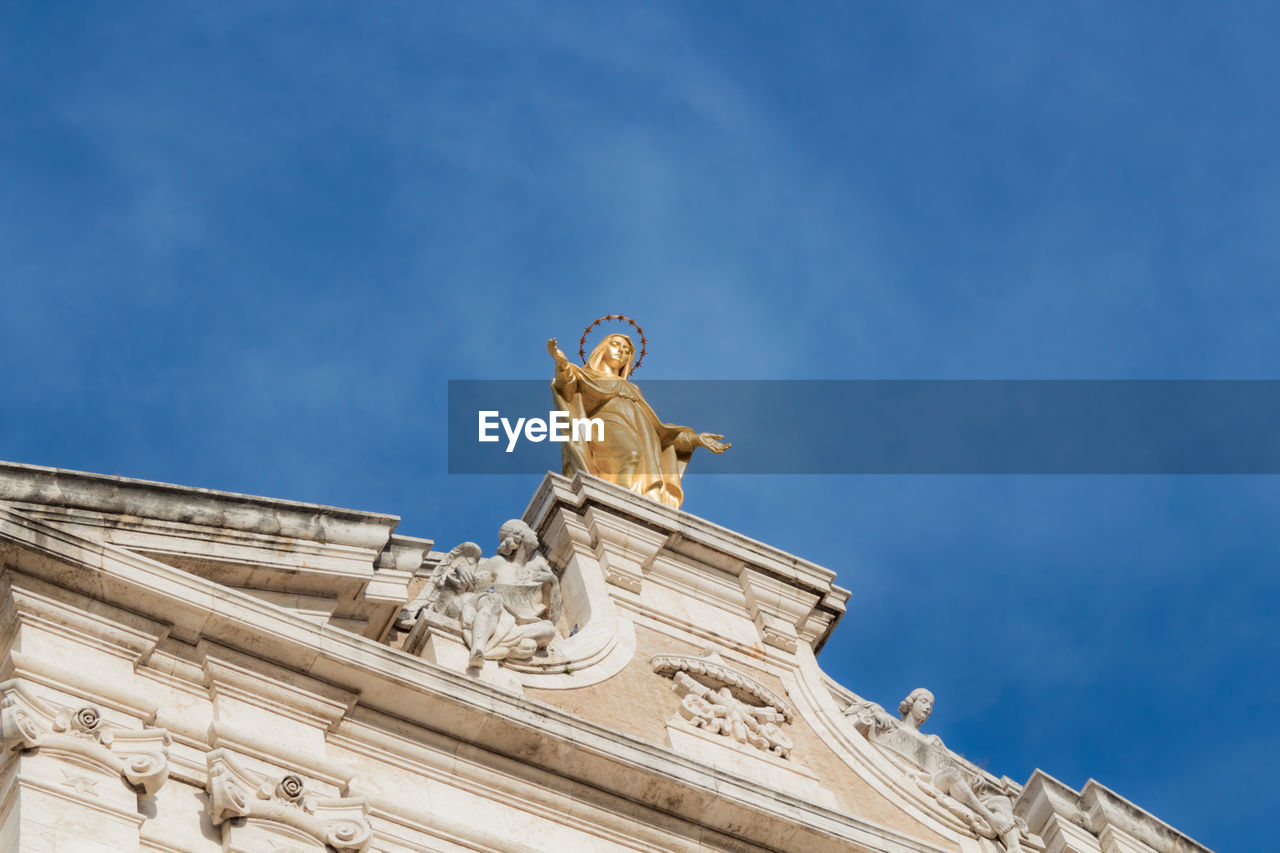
[[670, 428, 731, 455], [547, 338, 579, 390], [696, 433, 730, 454], [547, 337, 569, 365]]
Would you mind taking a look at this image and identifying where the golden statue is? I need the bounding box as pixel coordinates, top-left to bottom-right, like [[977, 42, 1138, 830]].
[[548, 316, 729, 509]]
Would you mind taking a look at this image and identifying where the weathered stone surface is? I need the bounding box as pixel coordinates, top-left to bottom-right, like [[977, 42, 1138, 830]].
[[0, 462, 1211, 853]]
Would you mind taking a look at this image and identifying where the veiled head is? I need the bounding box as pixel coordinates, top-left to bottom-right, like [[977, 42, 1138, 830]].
[[587, 334, 635, 378]]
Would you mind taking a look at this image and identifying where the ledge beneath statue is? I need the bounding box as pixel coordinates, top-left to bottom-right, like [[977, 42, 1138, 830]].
[[524, 471, 850, 656]]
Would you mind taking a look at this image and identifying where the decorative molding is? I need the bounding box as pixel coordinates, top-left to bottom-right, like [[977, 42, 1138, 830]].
[[584, 506, 669, 596], [737, 566, 819, 654], [754, 616, 800, 653], [522, 472, 850, 653], [206, 748, 373, 853], [652, 652, 795, 758], [200, 641, 358, 731], [1015, 770, 1213, 853], [651, 652, 794, 721], [602, 563, 643, 594], [0, 684, 171, 795], [0, 496, 952, 853]]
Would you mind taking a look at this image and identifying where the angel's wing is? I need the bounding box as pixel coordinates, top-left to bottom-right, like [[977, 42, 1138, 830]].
[[395, 542, 482, 628], [429, 542, 482, 601]]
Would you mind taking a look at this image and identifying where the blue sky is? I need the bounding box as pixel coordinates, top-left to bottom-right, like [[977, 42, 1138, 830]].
[[4, 3, 1277, 848]]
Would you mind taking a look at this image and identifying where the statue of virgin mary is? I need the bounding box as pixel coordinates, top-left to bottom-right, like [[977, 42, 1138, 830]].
[[547, 333, 729, 509]]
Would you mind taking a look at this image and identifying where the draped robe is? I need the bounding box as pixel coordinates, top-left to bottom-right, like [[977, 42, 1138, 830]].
[[551, 363, 698, 509]]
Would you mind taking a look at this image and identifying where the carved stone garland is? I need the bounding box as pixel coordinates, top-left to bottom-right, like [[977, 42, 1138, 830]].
[[206, 748, 373, 853], [652, 652, 795, 759]]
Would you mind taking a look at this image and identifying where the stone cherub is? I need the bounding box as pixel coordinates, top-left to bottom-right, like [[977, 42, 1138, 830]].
[[847, 688, 1030, 853], [397, 519, 562, 666]]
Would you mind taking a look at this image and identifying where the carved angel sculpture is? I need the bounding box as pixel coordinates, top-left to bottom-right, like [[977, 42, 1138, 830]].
[[397, 541, 483, 627], [672, 671, 793, 758], [396, 520, 562, 666]]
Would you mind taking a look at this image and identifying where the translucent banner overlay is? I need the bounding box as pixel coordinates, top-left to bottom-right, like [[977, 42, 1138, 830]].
[[448, 380, 1280, 474]]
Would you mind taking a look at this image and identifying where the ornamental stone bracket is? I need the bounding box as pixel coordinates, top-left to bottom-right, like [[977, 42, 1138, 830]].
[[0, 682, 171, 795], [582, 506, 670, 594], [652, 651, 795, 758], [1016, 771, 1213, 853], [736, 565, 822, 654], [206, 748, 373, 853], [522, 473, 850, 659]]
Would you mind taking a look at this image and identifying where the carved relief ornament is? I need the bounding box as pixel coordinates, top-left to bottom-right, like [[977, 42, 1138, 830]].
[[206, 748, 373, 853], [652, 652, 794, 758], [396, 520, 563, 667], [0, 687, 170, 795]]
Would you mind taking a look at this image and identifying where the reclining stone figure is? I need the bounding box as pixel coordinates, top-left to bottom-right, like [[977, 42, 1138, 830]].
[[847, 688, 1029, 853]]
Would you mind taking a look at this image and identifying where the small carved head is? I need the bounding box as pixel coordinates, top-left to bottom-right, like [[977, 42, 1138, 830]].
[[898, 688, 934, 729], [496, 519, 538, 557]]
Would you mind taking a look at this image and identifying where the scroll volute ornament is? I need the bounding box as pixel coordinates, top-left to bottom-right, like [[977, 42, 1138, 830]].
[[205, 749, 373, 853], [0, 687, 172, 796]]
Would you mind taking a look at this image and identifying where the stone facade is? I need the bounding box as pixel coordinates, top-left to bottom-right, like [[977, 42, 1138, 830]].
[[0, 461, 1210, 852]]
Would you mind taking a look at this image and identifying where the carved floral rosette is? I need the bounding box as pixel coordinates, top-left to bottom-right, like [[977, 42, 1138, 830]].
[[206, 748, 373, 853], [652, 652, 795, 758], [0, 684, 171, 795]]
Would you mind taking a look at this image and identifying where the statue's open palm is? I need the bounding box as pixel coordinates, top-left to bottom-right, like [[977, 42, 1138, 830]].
[[698, 433, 731, 454]]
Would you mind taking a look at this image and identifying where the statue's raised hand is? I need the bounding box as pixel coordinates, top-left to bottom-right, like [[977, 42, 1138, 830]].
[[698, 433, 731, 454], [547, 338, 570, 366]]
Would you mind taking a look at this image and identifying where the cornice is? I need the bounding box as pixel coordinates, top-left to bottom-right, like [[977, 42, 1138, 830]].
[[0, 460, 398, 549], [524, 471, 850, 652], [0, 502, 943, 853]]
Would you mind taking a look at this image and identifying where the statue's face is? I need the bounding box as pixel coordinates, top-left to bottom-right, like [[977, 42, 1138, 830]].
[[497, 522, 533, 556], [497, 532, 517, 555], [909, 692, 933, 724], [602, 336, 633, 371]]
